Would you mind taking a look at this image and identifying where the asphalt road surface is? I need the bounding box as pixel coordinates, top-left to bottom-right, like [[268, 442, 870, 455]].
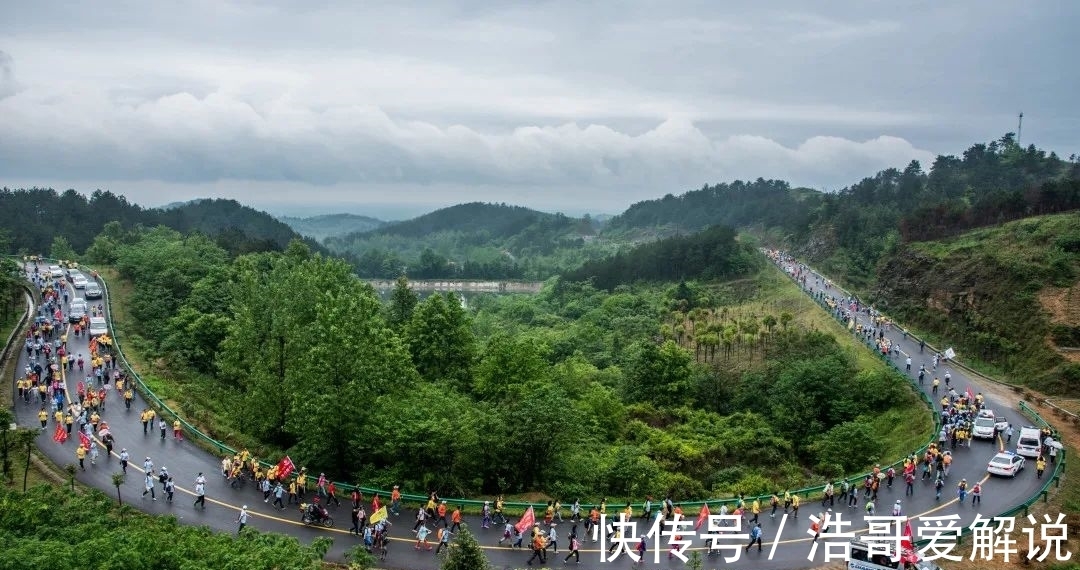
[[10, 260, 1047, 570]]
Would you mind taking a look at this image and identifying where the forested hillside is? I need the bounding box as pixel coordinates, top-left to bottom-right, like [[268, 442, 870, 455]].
[[600, 135, 1080, 290], [873, 212, 1080, 395], [325, 202, 611, 279], [603, 178, 820, 239], [279, 213, 384, 241], [0, 188, 319, 257], [564, 225, 761, 290]]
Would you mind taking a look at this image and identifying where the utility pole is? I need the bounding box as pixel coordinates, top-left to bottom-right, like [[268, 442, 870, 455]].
[[1017, 112, 1023, 146]]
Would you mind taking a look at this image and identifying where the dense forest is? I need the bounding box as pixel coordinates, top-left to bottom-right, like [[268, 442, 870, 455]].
[[603, 178, 821, 239], [564, 225, 761, 290], [87, 222, 925, 500], [0, 189, 320, 257]]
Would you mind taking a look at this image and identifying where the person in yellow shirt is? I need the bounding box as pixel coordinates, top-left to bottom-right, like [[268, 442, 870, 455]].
[[76, 446, 87, 470], [172, 419, 183, 440], [54, 410, 63, 425], [37, 407, 48, 430], [64, 412, 73, 435], [1036, 456, 1047, 479], [124, 388, 134, 410], [750, 498, 761, 524], [296, 471, 307, 498], [791, 494, 801, 519]]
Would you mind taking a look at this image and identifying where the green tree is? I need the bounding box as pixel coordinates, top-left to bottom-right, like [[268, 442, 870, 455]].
[[623, 340, 695, 407], [111, 472, 126, 506], [285, 279, 418, 476], [84, 220, 130, 264], [809, 418, 884, 475], [49, 235, 77, 261], [472, 333, 549, 400], [217, 253, 347, 445], [498, 379, 572, 490], [386, 275, 418, 330], [404, 293, 477, 387], [441, 527, 491, 570], [762, 314, 777, 334]]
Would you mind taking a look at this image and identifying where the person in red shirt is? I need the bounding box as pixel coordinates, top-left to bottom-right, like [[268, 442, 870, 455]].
[[437, 501, 448, 527], [327, 481, 340, 506]]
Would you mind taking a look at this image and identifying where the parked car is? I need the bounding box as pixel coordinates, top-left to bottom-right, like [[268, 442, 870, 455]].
[[84, 284, 103, 299], [88, 316, 109, 338], [69, 301, 88, 323], [987, 451, 1025, 477], [72, 274, 89, 289]]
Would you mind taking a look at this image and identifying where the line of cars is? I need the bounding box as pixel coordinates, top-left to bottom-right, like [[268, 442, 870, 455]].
[[43, 262, 108, 337], [985, 418, 1051, 478]]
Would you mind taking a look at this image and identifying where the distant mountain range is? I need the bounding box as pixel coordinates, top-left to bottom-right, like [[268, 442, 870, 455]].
[[279, 213, 385, 242]]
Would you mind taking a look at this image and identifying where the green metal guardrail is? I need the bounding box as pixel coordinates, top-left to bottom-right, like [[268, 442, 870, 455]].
[[7, 255, 948, 514]]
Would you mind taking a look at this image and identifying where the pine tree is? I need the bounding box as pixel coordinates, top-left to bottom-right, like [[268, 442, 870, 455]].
[[441, 527, 491, 570]]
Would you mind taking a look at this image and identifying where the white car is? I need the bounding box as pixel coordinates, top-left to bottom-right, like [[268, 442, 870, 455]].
[[73, 274, 89, 289], [88, 316, 109, 338], [978, 409, 1008, 430], [987, 451, 1025, 478], [48, 265, 63, 278]]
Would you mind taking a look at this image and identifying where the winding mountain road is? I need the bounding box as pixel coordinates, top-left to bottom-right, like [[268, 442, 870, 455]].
[[9, 258, 1048, 570]]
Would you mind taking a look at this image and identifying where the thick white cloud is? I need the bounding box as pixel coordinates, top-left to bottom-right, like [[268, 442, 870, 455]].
[[0, 1, 1076, 214]]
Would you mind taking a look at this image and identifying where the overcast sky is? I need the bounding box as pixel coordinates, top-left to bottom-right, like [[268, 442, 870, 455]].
[[1, 1, 1077, 218]]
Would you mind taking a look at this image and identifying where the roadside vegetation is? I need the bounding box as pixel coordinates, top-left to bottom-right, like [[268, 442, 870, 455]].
[[72, 220, 930, 504], [0, 484, 333, 570]]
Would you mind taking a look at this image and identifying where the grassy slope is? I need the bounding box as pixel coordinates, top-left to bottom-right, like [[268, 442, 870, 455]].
[[742, 265, 932, 462], [872, 212, 1080, 395]]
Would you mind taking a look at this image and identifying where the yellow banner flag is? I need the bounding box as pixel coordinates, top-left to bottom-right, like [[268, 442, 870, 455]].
[[368, 506, 388, 524]]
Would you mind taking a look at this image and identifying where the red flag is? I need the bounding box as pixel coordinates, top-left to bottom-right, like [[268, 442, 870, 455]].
[[275, 456, 295, 480], [78, 431, 90, 449], [515, 505, 536, 534], [965, 386, 974, 402], [52, 425, 68, 444], [695, 503, 711, 530], [900, 520, 920, 564], [901, 520, 913, 550]]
